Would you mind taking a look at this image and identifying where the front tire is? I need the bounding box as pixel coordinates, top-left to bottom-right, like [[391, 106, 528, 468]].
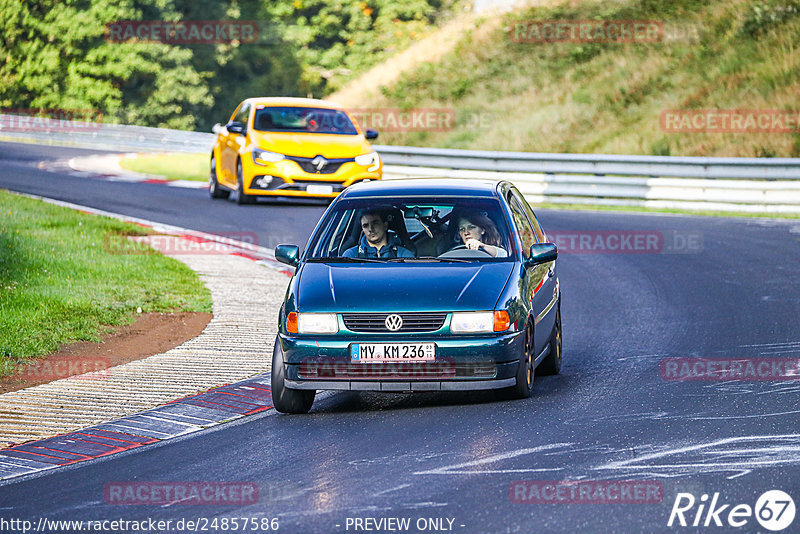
[[236, 160, 255, 205], [271, 338, 315, 414], [502, 323, 534, 399], [209, 155, 230, 199], [537, 305, 562, 376]]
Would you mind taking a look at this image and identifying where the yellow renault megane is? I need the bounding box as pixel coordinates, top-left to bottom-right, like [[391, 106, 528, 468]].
[[209, 97, 382, 204]]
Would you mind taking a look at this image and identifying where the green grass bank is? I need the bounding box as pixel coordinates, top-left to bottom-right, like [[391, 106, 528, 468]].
[[0, 191, 212, 377], [353, 0, 799, 157]]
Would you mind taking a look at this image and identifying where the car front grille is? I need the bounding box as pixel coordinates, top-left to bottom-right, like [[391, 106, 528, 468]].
[[285, 155, 354, 175], [342, 313, 447, 333]]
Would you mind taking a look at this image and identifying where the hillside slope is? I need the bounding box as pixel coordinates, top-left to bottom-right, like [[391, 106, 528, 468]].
[[327, 11, 487, 108], [337, 0, 800, 157]]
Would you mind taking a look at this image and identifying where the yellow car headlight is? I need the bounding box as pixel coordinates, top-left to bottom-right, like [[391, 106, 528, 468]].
[[354, 151, 381, 172], [252, 149, 285, 165]]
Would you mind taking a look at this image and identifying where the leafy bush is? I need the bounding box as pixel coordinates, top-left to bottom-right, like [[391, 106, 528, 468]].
[[740, 0, 800, 36]]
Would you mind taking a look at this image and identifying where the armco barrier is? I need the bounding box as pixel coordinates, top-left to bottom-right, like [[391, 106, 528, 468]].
[[0, 113, 215, 154], [380, 165, 800, 213], [379, 146, 800, 212], [375, 145, 800, 180], [2, 113, 799, 212]]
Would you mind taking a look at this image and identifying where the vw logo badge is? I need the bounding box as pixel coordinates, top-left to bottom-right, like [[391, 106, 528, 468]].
[[311, 155, 328, 171], [385, 314, 403, 331]]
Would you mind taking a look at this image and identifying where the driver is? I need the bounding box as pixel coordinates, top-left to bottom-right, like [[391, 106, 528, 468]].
[[344, 210, 415, 259], [454, 212, 508, 257]]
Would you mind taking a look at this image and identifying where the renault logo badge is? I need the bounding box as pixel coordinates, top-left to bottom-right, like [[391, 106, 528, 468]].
[[385, 314, 403, 331], [311, 155, 328, 172]]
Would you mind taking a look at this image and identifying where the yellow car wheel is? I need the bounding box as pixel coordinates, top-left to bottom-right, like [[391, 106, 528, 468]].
[[209, 155, 230, 199], [236, 159, 255, 205]]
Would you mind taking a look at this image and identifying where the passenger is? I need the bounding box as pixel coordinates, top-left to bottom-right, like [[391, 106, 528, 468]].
[[343, 210, 415, 259], [454, 212, 508, 257]]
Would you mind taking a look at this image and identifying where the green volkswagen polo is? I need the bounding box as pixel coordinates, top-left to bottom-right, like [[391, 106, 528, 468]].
[[272, 179, 562, 413]]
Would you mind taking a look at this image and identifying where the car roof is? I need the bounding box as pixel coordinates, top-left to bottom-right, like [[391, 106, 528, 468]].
[[340, 179, 504, 199], [243, 97, 345, 109]]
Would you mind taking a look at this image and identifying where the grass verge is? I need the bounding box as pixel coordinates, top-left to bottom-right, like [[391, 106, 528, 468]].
[[0, 190, 212, 377], [119, 153, 208, 182]]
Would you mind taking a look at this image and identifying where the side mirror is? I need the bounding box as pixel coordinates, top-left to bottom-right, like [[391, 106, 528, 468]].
[[226, 121, 245, 135], [364, 129, 379, 140], [212, 123, 223, 134], [526, 243, 557, 267], [275, 244, 300, 267]]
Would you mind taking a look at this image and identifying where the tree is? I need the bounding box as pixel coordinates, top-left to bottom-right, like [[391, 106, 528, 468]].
[[0, 0, 211, 129]]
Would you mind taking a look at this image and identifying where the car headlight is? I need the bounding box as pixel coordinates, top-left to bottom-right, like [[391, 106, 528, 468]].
[[450, 311, 510, 333], [451, 312, 494, 333], [252, 149, 285, 165], [292, 313, 338, 334], [354, 151, 381, 172]]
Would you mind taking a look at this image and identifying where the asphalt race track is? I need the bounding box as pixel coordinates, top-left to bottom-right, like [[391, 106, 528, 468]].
[[2, 140, 800, 533], [0, 142, 326, 250]]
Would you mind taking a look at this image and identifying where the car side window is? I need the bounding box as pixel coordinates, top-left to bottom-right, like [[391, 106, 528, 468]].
[[507, 194, 537, 258], [531, 215, 546, 243], [228, 104, 240, 123], [511, 188, 546, 243], [235, 103, 250, 128]]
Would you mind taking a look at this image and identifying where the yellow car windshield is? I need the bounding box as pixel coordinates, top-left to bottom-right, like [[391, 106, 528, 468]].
[[253, 106, 358, 135]]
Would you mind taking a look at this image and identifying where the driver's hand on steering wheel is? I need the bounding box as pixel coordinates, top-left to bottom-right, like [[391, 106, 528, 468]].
[[463, 238, 484, 251], [462, 238, 499, 257]]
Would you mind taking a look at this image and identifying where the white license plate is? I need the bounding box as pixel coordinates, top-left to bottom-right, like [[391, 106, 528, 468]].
[[307, 184, 334, 195], [351, 343, 436, 362]]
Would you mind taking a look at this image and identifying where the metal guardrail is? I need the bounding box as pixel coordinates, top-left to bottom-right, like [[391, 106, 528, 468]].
[[2, 113, 800, 212], [380, 165, 800, 212], [375, 146, 800, 212], [0, 114, 215, 154], [374, 145, 800, 180]]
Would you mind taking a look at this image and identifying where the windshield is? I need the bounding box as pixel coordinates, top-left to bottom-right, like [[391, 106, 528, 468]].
[[252, 106, 358, 135], [306, 197, 514, 262]]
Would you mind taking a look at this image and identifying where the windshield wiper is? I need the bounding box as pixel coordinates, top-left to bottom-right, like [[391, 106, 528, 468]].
[[309, 256, 472, 264], [308, 257, 384, 263], [388, 256, 471, 263]]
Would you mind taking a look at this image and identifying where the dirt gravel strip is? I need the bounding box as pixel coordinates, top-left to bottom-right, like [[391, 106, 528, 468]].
[[0, 194, 293, 479]]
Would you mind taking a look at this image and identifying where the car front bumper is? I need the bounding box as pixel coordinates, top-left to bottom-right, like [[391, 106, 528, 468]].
[[278, 331, 524, 391], [243, 158, 381, 197], [284, 377, 517, 391]]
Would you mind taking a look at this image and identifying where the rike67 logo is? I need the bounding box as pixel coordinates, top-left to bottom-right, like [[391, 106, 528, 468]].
[[668, 490, 795, 531]]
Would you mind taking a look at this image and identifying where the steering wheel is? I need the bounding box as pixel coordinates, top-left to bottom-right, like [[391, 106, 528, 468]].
[[438, 244, 493, 259]]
